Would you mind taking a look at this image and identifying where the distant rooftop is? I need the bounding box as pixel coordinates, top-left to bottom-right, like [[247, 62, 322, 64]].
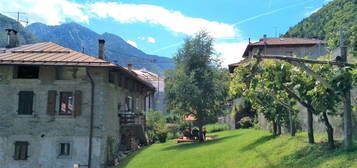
[[249, 37, 326, 46], [0, 42, 113, 67]]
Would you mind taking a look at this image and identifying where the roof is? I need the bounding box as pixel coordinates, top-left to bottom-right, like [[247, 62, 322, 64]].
[[130, 68, 164, 81], [229, 37, 327, 73], [0, 42, 113, 67], [0, 42, 155, 90], [228, 59, 250, 73], [249, 37, 326, 46]]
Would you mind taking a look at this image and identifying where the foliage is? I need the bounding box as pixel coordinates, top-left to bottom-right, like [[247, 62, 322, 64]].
[[238, 117, 254, 128], [165, 31, 229, 131], [146, 110, 169, 143], [119, 129, 357, 168], [203, 123, 229, 133], [230, 60, 298, 135], [230, 99, 256, 128], [284, 0, 357, 49]]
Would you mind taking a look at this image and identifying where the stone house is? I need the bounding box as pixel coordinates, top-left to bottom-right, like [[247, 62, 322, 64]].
[[0, 29, 155, 168], [229, 36, 328, 72], [126, 66, 167, 114]]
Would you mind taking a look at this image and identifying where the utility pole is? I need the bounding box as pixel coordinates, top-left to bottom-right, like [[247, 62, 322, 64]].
[[340, 29, 353, 150], [4, 11, 28, 31]]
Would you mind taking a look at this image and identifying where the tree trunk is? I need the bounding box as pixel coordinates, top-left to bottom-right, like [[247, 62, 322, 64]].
[[343, 91, 353, 150], [289, 110, 296, 136], [272, 121, 277, 136], [198, 122, 205, 142], [307, 108, 315, 144], [277, 119, 282, 136], [322, 112, 334, 149]]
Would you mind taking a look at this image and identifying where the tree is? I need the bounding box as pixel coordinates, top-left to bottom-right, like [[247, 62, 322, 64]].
[[165, 31, 229, 141]]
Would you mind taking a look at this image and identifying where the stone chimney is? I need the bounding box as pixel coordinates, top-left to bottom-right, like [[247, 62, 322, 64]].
[[128, 64, 133, 71], [98, 39, 105, 60], [6, 29, 19, 48], [263, 34, 267, 39]]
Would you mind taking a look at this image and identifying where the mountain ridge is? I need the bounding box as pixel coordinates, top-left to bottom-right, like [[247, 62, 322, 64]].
[[26, 22, 174, 75]]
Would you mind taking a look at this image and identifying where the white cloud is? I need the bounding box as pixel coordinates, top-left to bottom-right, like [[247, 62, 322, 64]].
[[127, 40, 137, 48], [304, 7, 321, 17], [138, 36, 156, 43], [147, 37, 156, 43], [214, 42, 248, 68], [0, 0, 89, 25], [89, 2, 237, 39]]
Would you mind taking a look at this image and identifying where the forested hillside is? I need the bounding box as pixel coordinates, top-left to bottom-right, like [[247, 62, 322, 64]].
[[285, 0, 357, 49], [0, 13, 37, 47]]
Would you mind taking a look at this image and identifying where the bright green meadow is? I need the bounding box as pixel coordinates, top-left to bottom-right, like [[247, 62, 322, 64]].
[[119, 129, 357, 168]]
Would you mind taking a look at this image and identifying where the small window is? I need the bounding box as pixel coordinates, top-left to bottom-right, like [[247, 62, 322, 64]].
[[109, 71, 115, 84], [18, 91, 34, 115], [17, 66, 39, 79], [14, 141, 29, 160], [59, 143, 70, 156], [59, 92, 73, 115], [125, 97, 133, 112]]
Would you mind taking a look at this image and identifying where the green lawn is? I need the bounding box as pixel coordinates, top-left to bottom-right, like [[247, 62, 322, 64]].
[[119, 129, 357, 168]]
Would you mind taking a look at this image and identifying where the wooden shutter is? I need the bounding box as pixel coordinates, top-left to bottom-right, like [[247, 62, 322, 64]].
[[47, 90, 57, 116], [74, 90, 82, 117], [18, 91, 34, 115]]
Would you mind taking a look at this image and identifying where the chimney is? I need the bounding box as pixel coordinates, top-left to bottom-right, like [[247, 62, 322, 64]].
[[248, 37, 251, 44], [6, 29, 19, 48], [98, 39, 105, 59], [128, 64, 133, 71], [263, 34, 267, 39]]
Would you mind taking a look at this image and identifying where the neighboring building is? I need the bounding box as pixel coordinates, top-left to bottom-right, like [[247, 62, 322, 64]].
[[0, 29, 155, 168], [126, 66, 167, 114], [229, 36, 328, 72]]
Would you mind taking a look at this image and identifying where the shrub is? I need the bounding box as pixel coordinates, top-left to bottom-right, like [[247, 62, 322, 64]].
[[146, 110, 168, 143], [238, 117, 253, 128], [203, 123, 229, 133]]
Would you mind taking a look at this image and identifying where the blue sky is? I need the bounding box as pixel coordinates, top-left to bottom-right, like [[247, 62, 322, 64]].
[[0, 0, 332, 66]]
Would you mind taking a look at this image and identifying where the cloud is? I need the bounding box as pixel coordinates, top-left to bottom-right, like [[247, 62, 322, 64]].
[[147, 37, 156, 43], [233, 0, 314, 26], [89, 2, 237, 38], [304, 7, 321, 17], [138, 36, 156, 43], [214, 42, 248, 68], [0, 0, 89, 25], [127, 40, 137, 48]]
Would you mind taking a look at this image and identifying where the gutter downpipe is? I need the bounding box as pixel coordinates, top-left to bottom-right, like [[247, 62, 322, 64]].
[[86, 68, 95, 168]]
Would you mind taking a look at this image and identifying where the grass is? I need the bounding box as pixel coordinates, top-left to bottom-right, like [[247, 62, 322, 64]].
[[119, 129, 357, 168], [203, 123, 229, 133]]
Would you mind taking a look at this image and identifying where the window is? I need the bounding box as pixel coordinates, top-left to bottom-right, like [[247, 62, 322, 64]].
[[125, 96, 133, 112], [16, 66, 39, 79], [18, 91, 34, 115], [109, 71, 115, 84], [59, 92, 73, 115], [59, 143, 70, 156], [14, 141, 29, 160]]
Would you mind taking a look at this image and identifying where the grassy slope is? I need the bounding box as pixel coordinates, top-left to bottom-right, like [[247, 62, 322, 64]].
[[120, 129, 357, 168]]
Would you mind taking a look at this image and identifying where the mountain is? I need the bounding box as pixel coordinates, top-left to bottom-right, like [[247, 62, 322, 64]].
[[284, 0, 357, 49], [0, 13, 38, 47], [26, 22, 174, 75]]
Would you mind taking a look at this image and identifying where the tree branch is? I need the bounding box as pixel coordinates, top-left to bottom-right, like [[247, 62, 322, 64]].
[[254, 55, 356, 67], [289, 61, 333, 89]]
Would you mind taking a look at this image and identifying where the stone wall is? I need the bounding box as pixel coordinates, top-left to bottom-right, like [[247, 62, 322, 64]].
[[0, 65, 151, 168]]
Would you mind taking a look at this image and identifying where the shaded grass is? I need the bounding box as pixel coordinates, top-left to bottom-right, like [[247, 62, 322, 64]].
[[119, 129, 357, 168]]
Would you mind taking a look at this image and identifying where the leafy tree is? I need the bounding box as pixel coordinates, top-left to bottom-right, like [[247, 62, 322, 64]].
[[165, 31, 229, 141]]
